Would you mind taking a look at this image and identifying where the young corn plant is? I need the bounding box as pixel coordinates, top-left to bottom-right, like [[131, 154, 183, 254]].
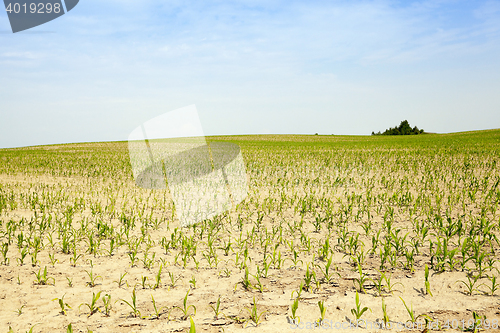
[[128, 249, 139, 267], [174, 289, 196, 320], [251, 271, 265, 293], [1, 242, 9, 265], [209, 295, 224, 320], [353, 264, 370, 294], [152, 266, 163, 289], [79, 291, 102, 317], [17, 247, 28, 266], [290, 282, 304, 300], [316, 300, 327, 327], [370, 272, 387, 297], [168, 272, 181, 289], [150, 294, 169, 319], [70, 250, 83, 267], [33, 266, 55, 285], [302, 264, 316, 292], [102, 294, 112, 317], [287, 249, 303, 269], [381, 298, 389, 327], [383, 272, 404, 294], [120, 288, 142, 318], [15, 304, 26, 316], [113, 272, 128, 288], [52, 294, 71, 315], [399, 297, 431, 325], [457, 274, 481, 296], [48, 252, 58, 266], [481, 275, 500, 296], [244, 297, 266, 327], [189, 275, 197, 289], [351, 291, 370, 323], [316, 255, 339, 284], [463, 311, 486, 332], [139, 276, 148, 289], [24, 323, 40, 333], [85, 268, 102, 287], [424, 264, 433, 296], [287, 297, 300, 325], [239, 266, 253, 291]]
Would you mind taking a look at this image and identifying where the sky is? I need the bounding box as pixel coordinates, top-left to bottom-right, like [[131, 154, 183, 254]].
[[1, 0, 500, 148]]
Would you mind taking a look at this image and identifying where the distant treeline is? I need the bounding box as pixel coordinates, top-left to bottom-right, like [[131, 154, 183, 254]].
[[372, 120, 425, 136]]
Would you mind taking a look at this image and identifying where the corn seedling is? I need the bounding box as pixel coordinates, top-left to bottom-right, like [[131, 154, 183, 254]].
[[17, 247, 28, 266], [168, 271, 181, 289], [189, 275, 197, 289], [291, 281, 304, 300], [424, 264, 433, 296], [383, 272, 403, 294], [1, 242, 9, 265], [251, 271, 265, 292], [79, 291, 102, 317], [138, 276, 148, 289], [70, 251, 83, 267], [150, 294, 168, 319], [209, 295, 224, 320], [399, 296, 431, 324], [303, 264, 316, 291], [287, 249, 303, 268], [128, 250, 139, 267], [152, 265, 162, 289], [381, 298, 389, 327], [370, 272, 387, 297], [219, 266, 232, 278], [457, 274, 481, 296], [481, 275, 500, 296], [316, 255, 339, 284], [463, 311, 486, 332], [52, 294, 71, 315], [33, 266, 55, 285], [287, 297, 300, 325], [316, 300, 327, 327], [102, 294, 112, 317], [85, 268, 102, 287], [244, 296, 266, 327], [174, 289, 196, 320], [24, 324, 40, 333], [15, 304, 25, 316], [48, 252, 58, 266], [113, 272, 128, 288], [351, 290, 370, 322], [239, 266, 253, 291], [353, 264, 370, 293], [119, 288, 142, 318]]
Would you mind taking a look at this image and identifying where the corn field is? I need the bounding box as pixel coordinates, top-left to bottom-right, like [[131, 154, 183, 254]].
[[0, 130, 499, 332]]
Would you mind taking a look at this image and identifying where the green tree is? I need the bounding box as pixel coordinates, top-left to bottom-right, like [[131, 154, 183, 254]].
[[372, 120, 424, 136]]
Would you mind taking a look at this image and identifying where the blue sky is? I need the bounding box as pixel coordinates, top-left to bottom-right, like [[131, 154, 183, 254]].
[[1, 0, 500, 148]]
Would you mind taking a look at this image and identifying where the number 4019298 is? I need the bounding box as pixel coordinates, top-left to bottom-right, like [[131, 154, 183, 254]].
[[5, 2, 62, 14]]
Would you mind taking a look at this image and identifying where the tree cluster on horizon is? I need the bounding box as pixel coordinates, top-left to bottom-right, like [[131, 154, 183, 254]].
[[372, 120, 425, 136]]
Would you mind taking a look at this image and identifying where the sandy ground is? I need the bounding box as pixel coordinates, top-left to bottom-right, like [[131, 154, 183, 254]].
[[1, 164, 499, 333]]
